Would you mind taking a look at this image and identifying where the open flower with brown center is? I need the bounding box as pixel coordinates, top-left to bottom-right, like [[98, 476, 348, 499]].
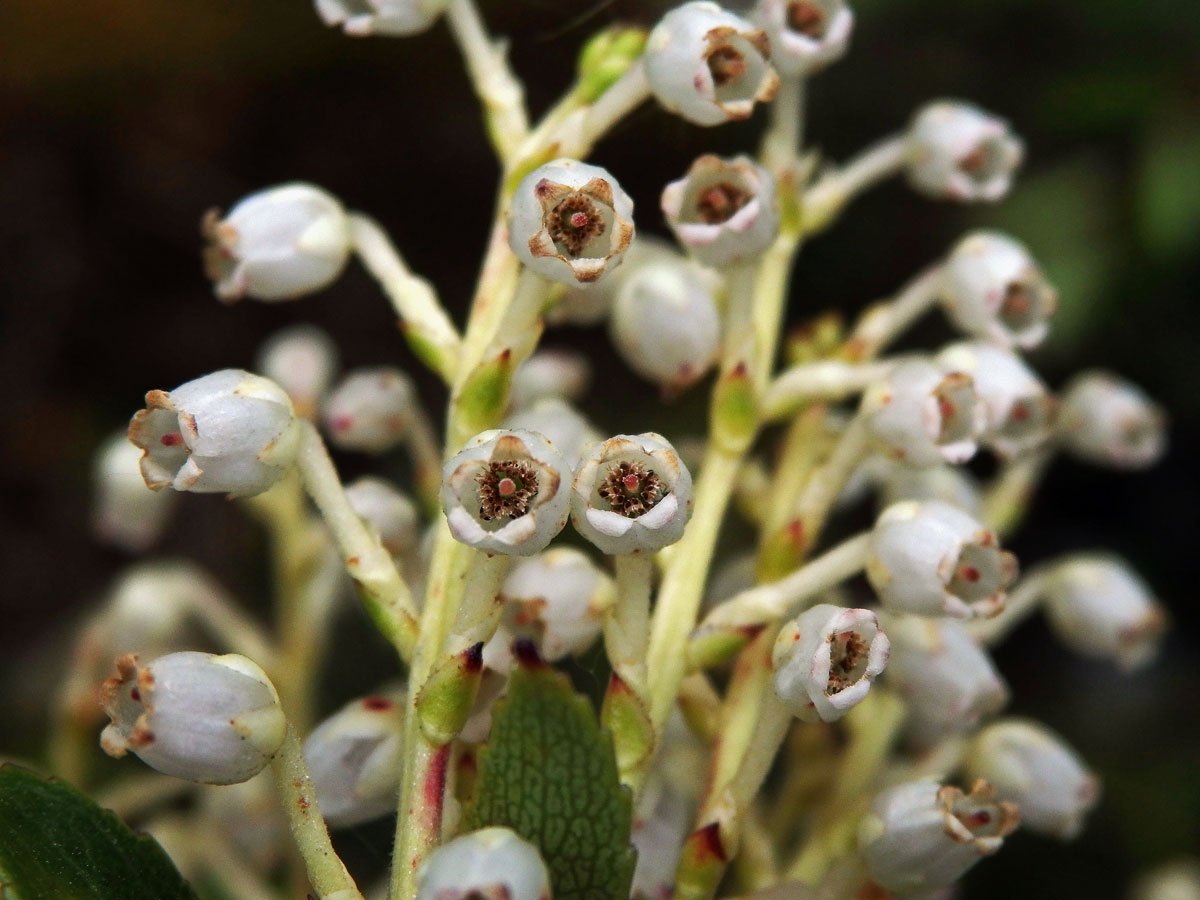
[[661, 154, 780, 267], [906, 101, 1024, 203], [751, 0, 854, 77], [571, 433, 694, 555], [508, 159, 635, 286], [772, 604, 890, 722], [441, 429, 570, 556], [644, 1, 779, 127]]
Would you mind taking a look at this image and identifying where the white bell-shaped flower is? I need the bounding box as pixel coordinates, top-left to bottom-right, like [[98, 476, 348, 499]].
[[508, 159, 635, 286], [661, 154, 780, 268], [128, 369, 301, 498], [416, 827, 551, 900], [868, 500, 1016, 619], [499, 548, 611, 661], [905, 101, 1024, 203], [750, 0, 854, 77], [772, 604, 890, 723], [509, 349, 592, 410], [609, 255, 721, 393], [571, 433, 694, 555], [645, 2, 779, 127], [91, 430, 176, 551], [346, 476, 421, 557], [441, 430, 571, 557], [314, 0, 446, 36], [965, 718, 1100, 841], [1042, 554, 1167, 671], [858, 779, 1019, 895], [100, 651, 286, 785], [504, 397, 601, 469], [875, 459, 983, 518], [881, 614, 1009, 741], [1057, 370, 1167, 470], [860, 358, 986, 468], [936, 342, 1056, 459], [255, 324, 340, 419], [202, 183, 350, 302], [303, 693, 405, 827], [938, 231, 1057, 349], [552, 235, 681, 327], [323, 366, 418, 454]]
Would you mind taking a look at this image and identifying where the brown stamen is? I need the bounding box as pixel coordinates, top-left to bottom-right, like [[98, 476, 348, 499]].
[[707, 45, 747, 86], [696, 181, 750, 224], [477, 461, 539, 520], [546, 194, 606, 257], [826, 630, 868, 694], [599, 461, 667, 519], [787, 1, 827, 37], [160, 432, 184, 447]]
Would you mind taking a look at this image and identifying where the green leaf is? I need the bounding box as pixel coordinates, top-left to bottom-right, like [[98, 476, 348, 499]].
[[0, 764, 198, 900], [464, 654, 636, 900]]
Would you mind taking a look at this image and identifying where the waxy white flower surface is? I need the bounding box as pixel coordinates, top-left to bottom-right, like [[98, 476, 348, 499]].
[[860, 359, 986, 467], [314, 0, 446, 36], [498, 548, 611, 661], [571, 432, 694, 555], [661, 154, 780, 267], [875, 459, 983, 518], [92, 430, 176, 552], [441, 429, 570, 557], [416, 827, 551, 900], [936, 341, 1056, 459], [965, 718, 1099, 840], [504, 398, 601, 469], [1057, 370, 1167, 470], [645, 2, 779, 126], [100, 651, 286, 785], [256, 324, 340, 419], [128, 369, 301, 498], [509, 159, 635, 285], [1043, 554, 1167, 670], [303, 693, 405, 827], [772, 604, 890, 722], [203, 183, 350, 302], [751, 0, 854, 77], [858, 779, 1019, 894], [939, 231, 1057, 349], [323, 366, 418, 454], [906, 101, 1024, 202], [509, 349, 592, 410], [346, 476, 420, 557]]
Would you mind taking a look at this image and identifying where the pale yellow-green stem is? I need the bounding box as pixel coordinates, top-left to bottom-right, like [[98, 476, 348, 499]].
[[762, 359, 894, 421], [982, 445, 1055, 538], [608, 552, 654, 697], [732, 804, 781, 893], [403, 398, 447, 516], [761, 76, 807, 177], [788, 415, 871, 558], [552, 61, 651, 160], [968, 567, 1051, 646], [444, 0, 529, 164], [295, 421, 418, 661], [801, 134, 908, 237], [270, 724, 365, 900], [837, 266, 943, 362]]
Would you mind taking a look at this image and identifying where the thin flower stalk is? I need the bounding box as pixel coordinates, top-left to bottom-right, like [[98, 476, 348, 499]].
[[801, 134, 908, 235], [838, 266, 944, 362]]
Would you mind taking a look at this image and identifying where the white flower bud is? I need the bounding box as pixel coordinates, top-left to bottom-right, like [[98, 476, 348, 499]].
[[965, 718, 1099, 840], [346, 476, 420, 557], [128, 369, 301, 498], [938, 231, 1057, 349], [661, 155, 780, 267], [1042, 554, 1167, 670], [303, 692, 405, 827], [552, 235, 681, 327], [1057, 370, 1167, 470], [100, 651, 286, 784], [508, 159, 635, 286], [772, 604, 889, 723], [255, 324, 340, 419], [323, 366, 418, 454], [571, 433, 694, 555], [1131, 859, 1200, 900], [750, 0, 854, 77], [500, 548, 611, 660], [97, 560, 225, 659], [905, 101, 1024, 203], [416, 827, 551, 900], [876, 459, 983, 518], [510, 349, 592, 410], [858, 779, 1019, 895], [91, 430, 176, 552], [504, 397, 601, 469], [936, 342, 1056, 459], [314, 0, 446, 36], [202, 183, 350, 302], [881, 615, 1009, 741], [860, 359, 986, 468], [869, 500, 1016, 619], [441, 430, 571, 557], [609, 255, 721, 393], [645, 2, 780, 127]]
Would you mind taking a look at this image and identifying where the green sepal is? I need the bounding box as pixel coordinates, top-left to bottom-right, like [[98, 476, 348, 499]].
[[577, 27, 647, 103], [600, 673, 656, 781], [686, 626, 755, 672], [0, 764, 199, 900], [711, 364, 759, 453], [416, 643, 486, 745], [453, 349, 515, 438]]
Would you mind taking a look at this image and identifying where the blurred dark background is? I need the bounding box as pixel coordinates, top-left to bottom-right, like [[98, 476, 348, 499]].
[[1, 0, 1198, 897]]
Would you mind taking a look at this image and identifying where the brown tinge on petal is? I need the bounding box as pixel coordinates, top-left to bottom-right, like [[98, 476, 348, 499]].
[[528, 231, 559, 260], [533, 179, 575, 212], [492, 433, 533, 461], [578, 177, 614, 209], [614, 221, 635, 254], [99, 653, 141, 709]]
